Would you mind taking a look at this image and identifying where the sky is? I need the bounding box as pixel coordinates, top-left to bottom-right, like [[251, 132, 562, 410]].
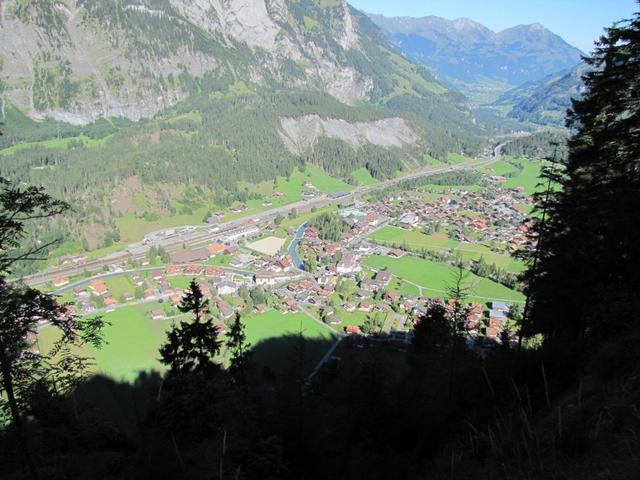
[[349, 0, 639, 53]]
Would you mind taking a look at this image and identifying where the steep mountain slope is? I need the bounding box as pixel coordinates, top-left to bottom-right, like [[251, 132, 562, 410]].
[[369, 14, 583, 102], [494, 63, 588, 126], [0, 0, 454, 124]]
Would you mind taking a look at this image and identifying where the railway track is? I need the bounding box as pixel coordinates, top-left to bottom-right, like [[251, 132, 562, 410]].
[[21, 155, 500, 287]]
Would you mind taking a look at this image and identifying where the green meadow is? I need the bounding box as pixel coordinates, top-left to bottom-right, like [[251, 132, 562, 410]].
[[363, 255, 525, 303], [369, 226, 525, 273], [243, 311, 336, 370], [37, 305, 335, 383], [485, 157, 545, 195]]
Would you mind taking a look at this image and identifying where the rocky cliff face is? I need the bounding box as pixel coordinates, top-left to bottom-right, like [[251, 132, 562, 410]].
[[0, 0, 401, 124], [279, 115, 418, 155]]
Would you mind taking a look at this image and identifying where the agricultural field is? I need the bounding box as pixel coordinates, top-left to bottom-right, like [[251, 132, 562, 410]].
[[363, 255, 525, 303], [351, 167, 378, 185], [224, 166, 352, 222], [167, 276, 198, 291], [104, 276, 137, 299], [205, 255, 233, 266], [0, 133, 113, 156], [47, 163, 356, 264], [446, 152, 472, 164], [116, 210, 207, 245], [369, 226, 524, 272], [37, 304, 176, 382], [387, 276, 421, 297]]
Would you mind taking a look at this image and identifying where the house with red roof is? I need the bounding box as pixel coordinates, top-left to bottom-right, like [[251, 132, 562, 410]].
[[89, 279, 108, 296]]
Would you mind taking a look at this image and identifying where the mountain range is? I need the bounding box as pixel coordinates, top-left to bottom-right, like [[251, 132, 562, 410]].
[[368, 13, 584, 103]]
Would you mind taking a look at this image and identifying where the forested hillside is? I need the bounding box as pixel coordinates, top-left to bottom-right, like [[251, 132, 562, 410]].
[[494, 63, 589, 126], [0, 89, 481, 273]]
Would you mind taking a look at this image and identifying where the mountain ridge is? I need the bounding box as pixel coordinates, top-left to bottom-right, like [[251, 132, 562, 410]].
[[368, 12, 583, 102], [0, 0, 453, 125]]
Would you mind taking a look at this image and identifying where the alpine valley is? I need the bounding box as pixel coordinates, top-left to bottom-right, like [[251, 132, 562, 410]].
[[0, 0, 490, 273]]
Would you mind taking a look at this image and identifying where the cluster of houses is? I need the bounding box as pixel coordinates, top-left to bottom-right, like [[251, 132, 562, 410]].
[[340, 295, 518, 352], [365, 185, 533, 250], [407, 297, 517, 347]]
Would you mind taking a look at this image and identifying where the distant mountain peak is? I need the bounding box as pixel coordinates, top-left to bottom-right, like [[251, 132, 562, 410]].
[[367, 12, 583, 102], [451, 17, 488, 31]]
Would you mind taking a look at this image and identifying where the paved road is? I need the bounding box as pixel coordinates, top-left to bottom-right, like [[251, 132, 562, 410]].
[[21, 155, 501, 287], [50, 264, 258, 296], [307, 336, 345, 383]]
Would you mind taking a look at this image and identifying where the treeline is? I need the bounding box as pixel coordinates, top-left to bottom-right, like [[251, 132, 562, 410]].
[[502, 131, 569, 162], [424, 170, 482, 186], [0, 103, 128, 148], [3, 11, 640, 479], [367, 169, 482, 203]]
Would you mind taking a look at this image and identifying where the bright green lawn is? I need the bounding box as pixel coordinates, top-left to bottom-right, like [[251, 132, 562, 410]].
[[486, 157, 545, 195], [363, 255, 525, 303], [332, 309, 370, 328], [205, 255, 233, 266], [168, 276, 195, 290], [305, 164, 353, 193], [116, 210, 207, 244], [89, 304, 175, 382], [502, 158, 545, 195], [370, 227, 457, 250], [369, 227, 520, 271], [388, 277, 421, 297], [38, 304, 179, 383], [446, 152, 471, 164], [39, 302, 337, 381], [351, 168, 378, 186], [104, 276, 136, 299], [0, 133, 113, 156], [240, 310, 335, 370]]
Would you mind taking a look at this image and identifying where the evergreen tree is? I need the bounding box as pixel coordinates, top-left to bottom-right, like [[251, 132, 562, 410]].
[[522, 10, 640, 357], [0, 176, 68, 273], [160, 280, 222, 375], [411, 303, 452, 363], [0, 173, 106, 479], [226, 313, 252, 385]]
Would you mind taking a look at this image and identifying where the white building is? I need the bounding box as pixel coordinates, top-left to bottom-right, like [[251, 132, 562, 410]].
[[337, 253, 360, 274], [217, 281, 238, 296]]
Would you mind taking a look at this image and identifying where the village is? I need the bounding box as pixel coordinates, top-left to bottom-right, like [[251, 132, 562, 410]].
[[46, 173, 531, 361]]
